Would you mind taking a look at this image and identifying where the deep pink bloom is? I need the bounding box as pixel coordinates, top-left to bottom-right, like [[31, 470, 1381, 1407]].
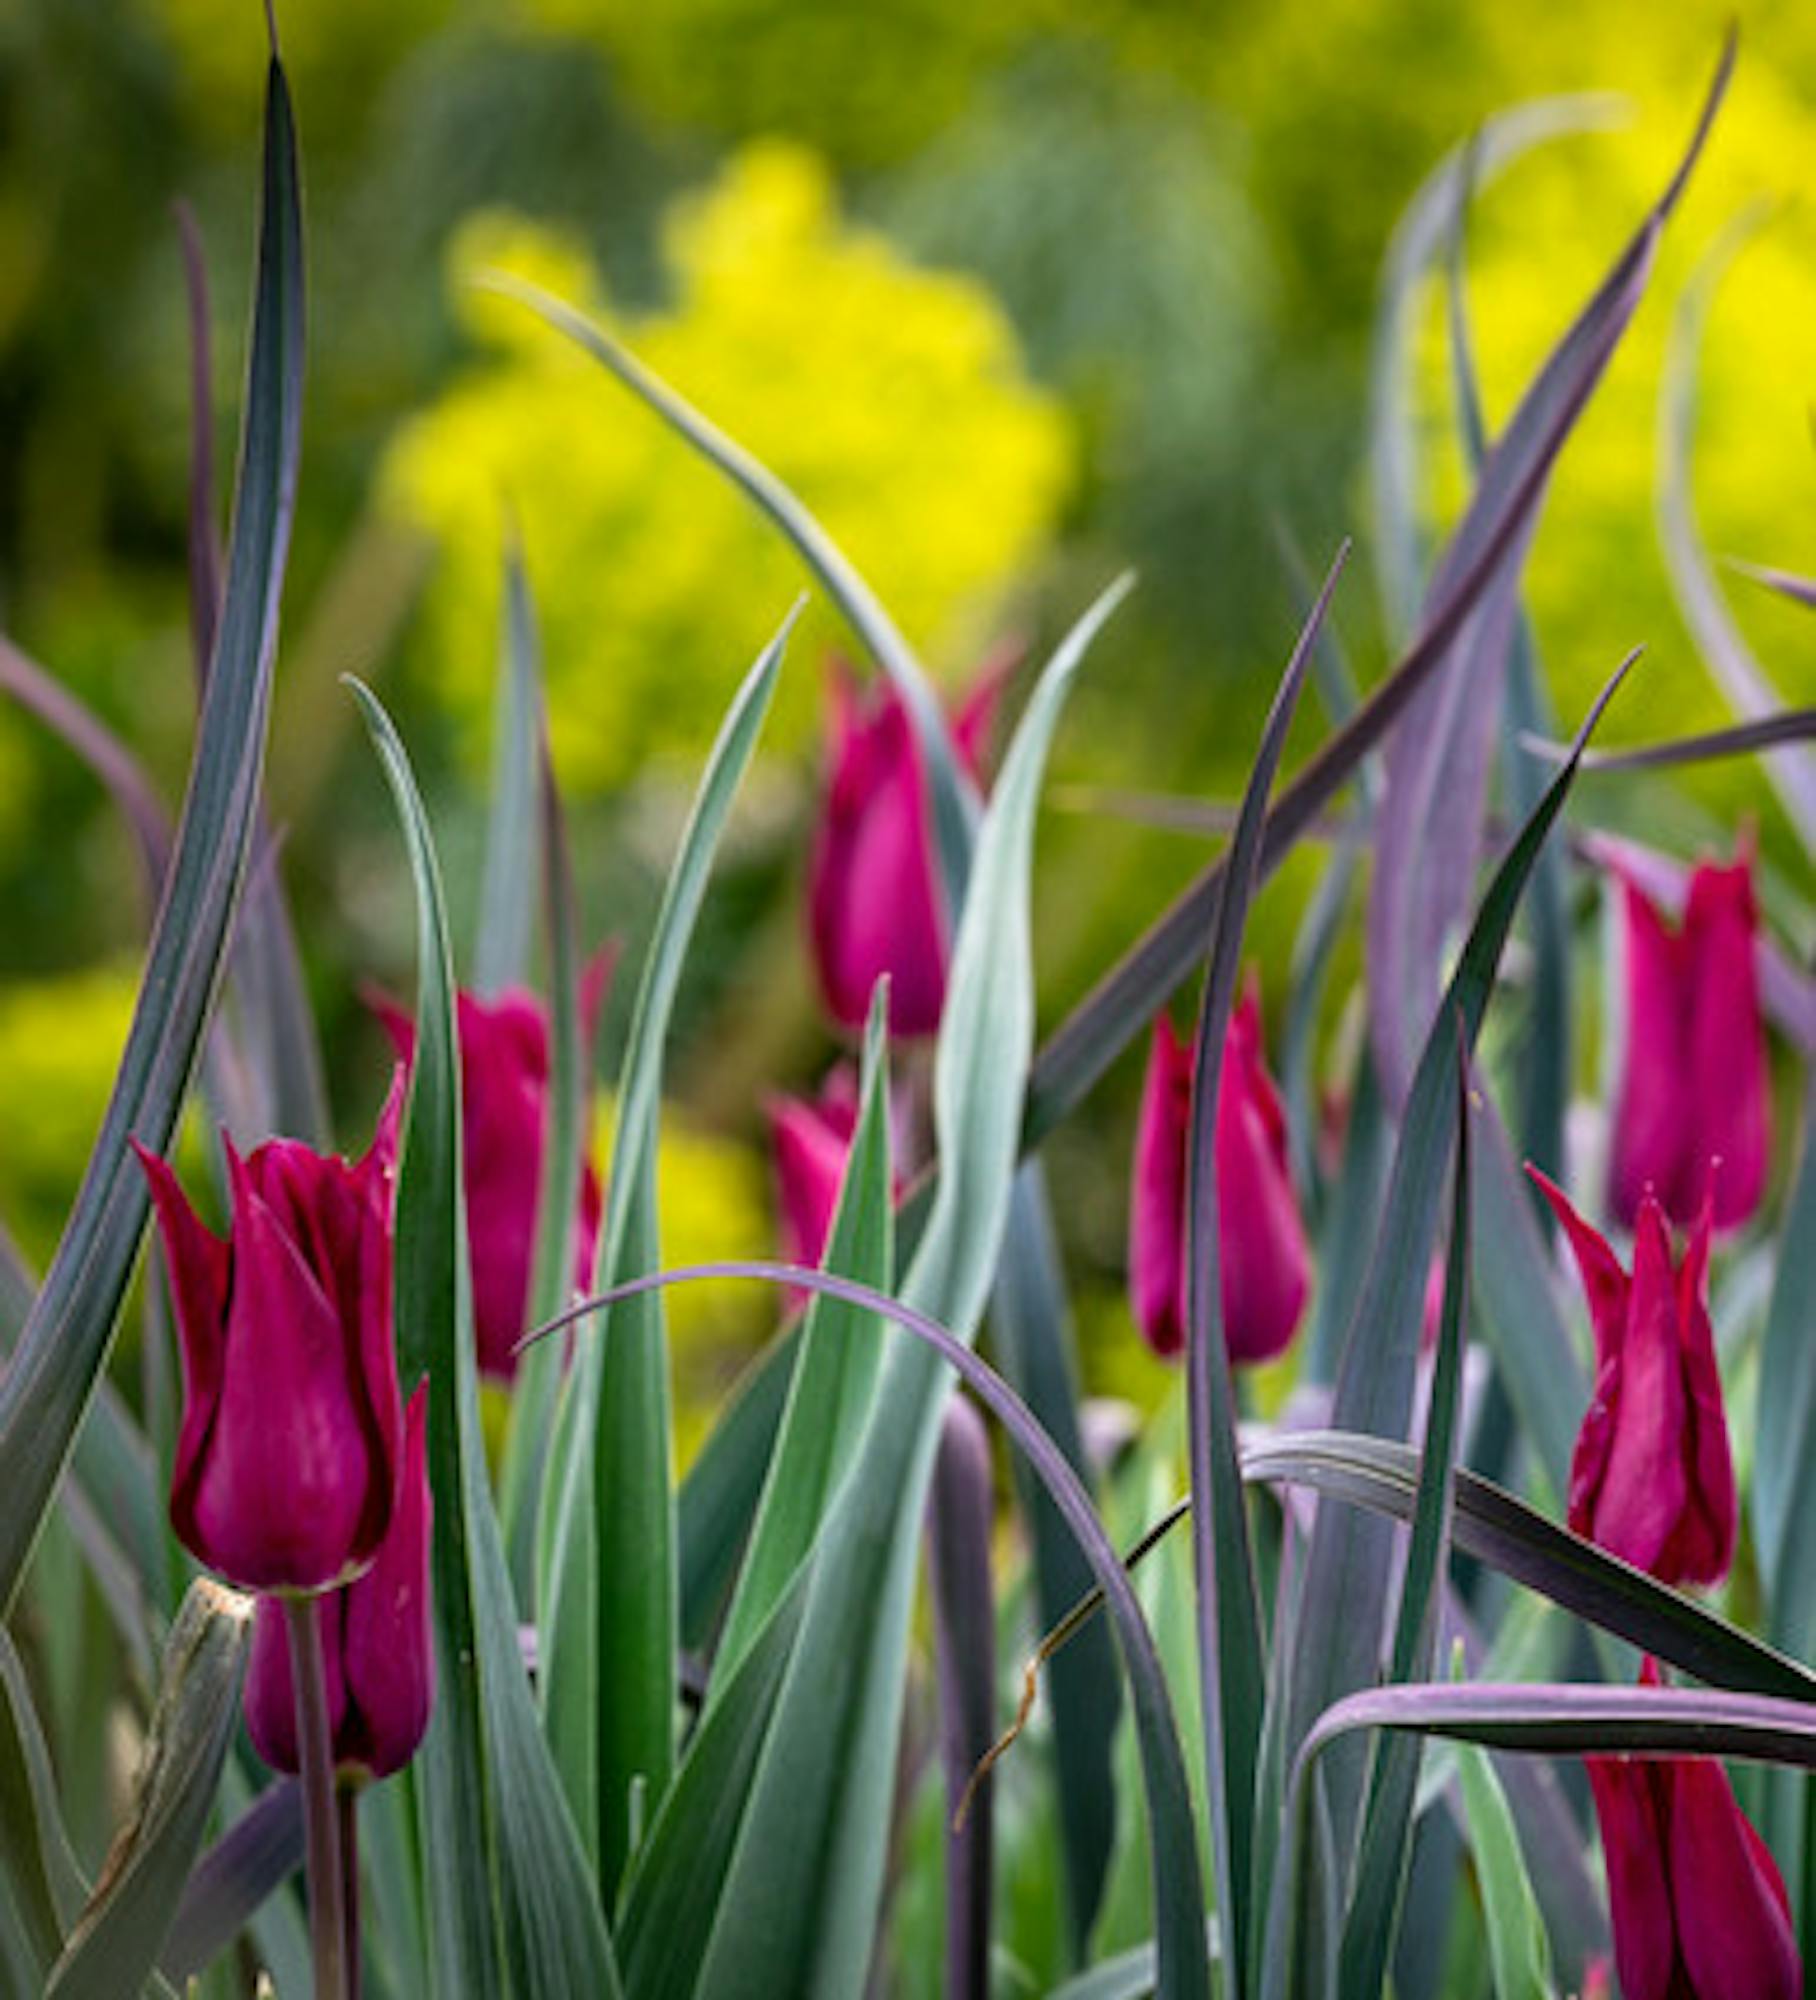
[[1128, 986, 1310, 1366], [374, 955, 610, 1381], [1587, 1661, 1800, 2000], [133, 1087, 404, 1595], [1609, 849, 1770, 1233], [244, 1382, 435, 1781], [805, 654, 1006, 1038], [1531, 1168, 1735, 1588], [768, 1067, 862, 1275]]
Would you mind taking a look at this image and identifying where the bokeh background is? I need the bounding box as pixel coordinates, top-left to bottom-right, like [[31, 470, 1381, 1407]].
[[2, 0, 1812, 1431]]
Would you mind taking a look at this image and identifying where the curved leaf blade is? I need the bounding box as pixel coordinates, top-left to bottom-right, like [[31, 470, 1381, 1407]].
[[0, 52, 303, 1619], [352, 680, 619, 2000]]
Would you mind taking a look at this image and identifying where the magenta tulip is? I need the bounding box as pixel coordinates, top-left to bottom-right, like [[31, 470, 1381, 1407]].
[[244, 1382, 435, 1781], [769, 1067, 862, 1275], [134, 1090, 403, 1595], [1587, 1661, 1799, 2000], [1128, 986, 1310, 1366], [374, 957, 609, 1381], [1531, 1167, 1734, 1588], [1609, 849, 1770, 1233], [805, 655, 1006, 1039]]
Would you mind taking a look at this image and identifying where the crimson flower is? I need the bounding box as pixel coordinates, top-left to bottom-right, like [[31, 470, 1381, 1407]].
[[373, 957, 610, 1380], [1609, 848, 1769, 1233], [134, 1088, 403, 1595], [1128, 984, 1310, 1366], [1531, 1167, 1735, 1588], [1588, 1660, 1799, 2000], [243, 1382, 434, 1781], [806, 653, 1006, 1038]]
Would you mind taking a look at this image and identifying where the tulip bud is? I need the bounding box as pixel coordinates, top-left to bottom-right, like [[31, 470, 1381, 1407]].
[[1609, 849, 1770, 1233], [805, 655, 1007, 1039], [1587, 1661, 1799, 2000], [244, 1383, 435, 1782], [1129, 985, 1310, 1366], [1530, 1168, 1735, 1588], [134, 1090, 404, 1595], [373, 957, 610, 1381]]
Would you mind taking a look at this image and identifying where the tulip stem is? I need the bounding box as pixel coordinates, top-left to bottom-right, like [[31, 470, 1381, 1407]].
[[338, 1785, 363, 2000], [284, 1594, 350, 2000]]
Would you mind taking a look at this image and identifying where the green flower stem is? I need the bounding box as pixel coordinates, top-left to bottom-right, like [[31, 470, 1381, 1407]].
[[283, 1593, 349, 2000]]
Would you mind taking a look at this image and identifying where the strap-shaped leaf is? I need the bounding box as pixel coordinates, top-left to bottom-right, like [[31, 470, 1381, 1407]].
[[474, 542, 543, 998], [482, 275, 978, 917], [1019, 35, 1730, 1156], [352, 680, 619, 1999], [1241, 1431, 1816, 1704], [536, 610, 793, 1891], [45, 1581, 249, 2000], [537, 1252, 1211, 2000], [1182, 543, 1348, 2000], [0, 49, 303, 1620], [1337, 1034, 1471, 1998], [1660, 214, 1816, 854], [1368, 92, 1626, 640], [711, 985, 894, 1693], [1277, 662, 1628, 1883], [1756, 1073, 1816, 1656]]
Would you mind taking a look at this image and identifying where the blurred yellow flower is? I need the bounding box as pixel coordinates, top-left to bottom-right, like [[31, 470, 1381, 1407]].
[[0, 966, 139, 1259], [380, 146, 1074, 792]]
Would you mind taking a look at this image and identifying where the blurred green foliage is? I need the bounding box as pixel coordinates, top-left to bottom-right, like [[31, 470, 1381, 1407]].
[[1, 0, 1812, 1411]]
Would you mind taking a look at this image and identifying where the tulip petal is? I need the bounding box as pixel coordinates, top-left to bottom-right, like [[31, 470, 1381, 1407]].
[[1584, 1198, 1689, 1577], [1587, 1755, 1680, 2000], [1683, 855, 1770, 1231], [342, 1382, 435, 1778], [242, 1591, 349, 1777], [1129, 1015, 1193, 1359], [1609, 873, 1691, 1229], [1666, 1758, 1801, 2000], [1527, 1166, 1630, 1370], [132, 1140, 229, 1517], [185, 1155, 384, 1591], [807, 662, 949, 1036], [1214, 996, 1309, 1363], [1663, 1198, 1736, 1586]]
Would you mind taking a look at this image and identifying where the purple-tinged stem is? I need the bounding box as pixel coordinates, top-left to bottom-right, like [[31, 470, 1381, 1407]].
[[338, 1785, 362, 2000], [282, 1594, 349, 2000]]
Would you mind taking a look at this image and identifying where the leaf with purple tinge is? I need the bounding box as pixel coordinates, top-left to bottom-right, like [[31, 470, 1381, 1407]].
[[1337, 1027, 1472, 2000], [1277, 656, 1632, 1905], [1368, 92, 1628, 642], [0, 47, 304, 1622], [1020, 34, 1732, 1158], [929, 1396, 998, 2000], [1733, 558, 1816, 610], [1179, 540, 1349, 2000], [1660, 212, 1816, 855]]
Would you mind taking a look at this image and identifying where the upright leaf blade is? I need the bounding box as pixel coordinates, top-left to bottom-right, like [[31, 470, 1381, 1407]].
[[1180, 544, 1349, 2000], [352, 681, 619, 2000], [0, 50, 304, 1619], [711, 985, 894, 1693], [1280, 665, 1628, 1884], [1021, 37, 1730, 1153], [1338, 1034, 1472, 1998], [474, 543, 543, 999], [536, 611, 794, 1891]]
